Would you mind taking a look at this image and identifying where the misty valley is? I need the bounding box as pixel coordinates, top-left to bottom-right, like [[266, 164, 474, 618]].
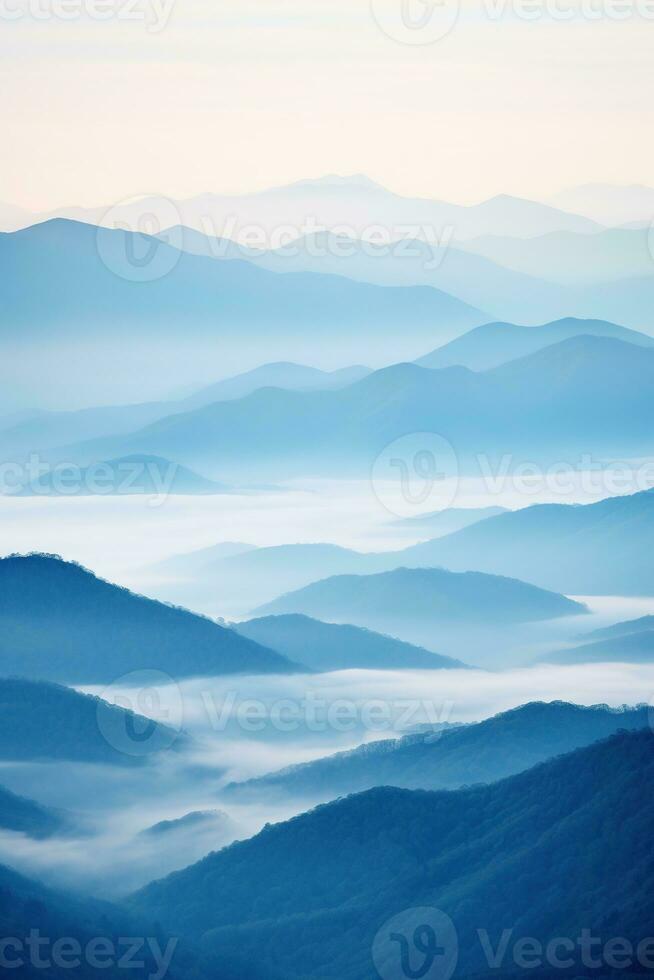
[[2, 78, 654, 980]]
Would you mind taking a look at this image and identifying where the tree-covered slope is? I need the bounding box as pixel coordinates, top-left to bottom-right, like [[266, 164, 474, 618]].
[[223, 700, 650, 804], [0, 554, 297, 683], [227, 701, 650, 803], [0, 678, 185, 766], [131, 728, 654, 980]]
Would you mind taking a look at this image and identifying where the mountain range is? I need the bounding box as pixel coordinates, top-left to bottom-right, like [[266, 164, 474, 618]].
[[170, 222, 654, 328], [0, 218, 484, 410], [0, 361, 369, 463], [130, 726, 654, 980], [60, 335, 654, 481], [144, 487, 654, 619], [414, 316, 654, 371], [0, 554, 298, 683], [400, 487, 654, 596], [543, 630, 654, 666], [5, 180, 654, 413], [5, 176, 602, 238], [144, 510, 503, 615], [224, 700, 650, 804]]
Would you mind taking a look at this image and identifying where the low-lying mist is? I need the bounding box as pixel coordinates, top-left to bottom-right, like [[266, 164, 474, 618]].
[[1, 660, 651, 899]]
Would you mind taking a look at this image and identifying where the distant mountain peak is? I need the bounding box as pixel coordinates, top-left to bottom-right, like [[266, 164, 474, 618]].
[[286, 173, 386, 192]]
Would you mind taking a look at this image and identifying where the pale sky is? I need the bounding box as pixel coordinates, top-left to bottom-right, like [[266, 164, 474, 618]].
[[2, 0, 653, 210]]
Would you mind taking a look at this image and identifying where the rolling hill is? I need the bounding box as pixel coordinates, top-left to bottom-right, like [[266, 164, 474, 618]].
[[582, 614, 654, 642], [142, 543, 374, 617], [0, 554, 298, 682], [234, 614, 469, 672], [0, 678, 185, 765], [0, 363, 369, 461], [130, 727, 654, 980], [140, 809, 234, 839], [542, 630, 654, 665], [255, 567, 586, 649], [224, 700, 650, 803], [0, 783, 70, 839]]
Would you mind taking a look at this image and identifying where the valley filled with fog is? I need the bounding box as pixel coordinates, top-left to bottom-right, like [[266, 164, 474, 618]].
[[0, 474, 652, 904]]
